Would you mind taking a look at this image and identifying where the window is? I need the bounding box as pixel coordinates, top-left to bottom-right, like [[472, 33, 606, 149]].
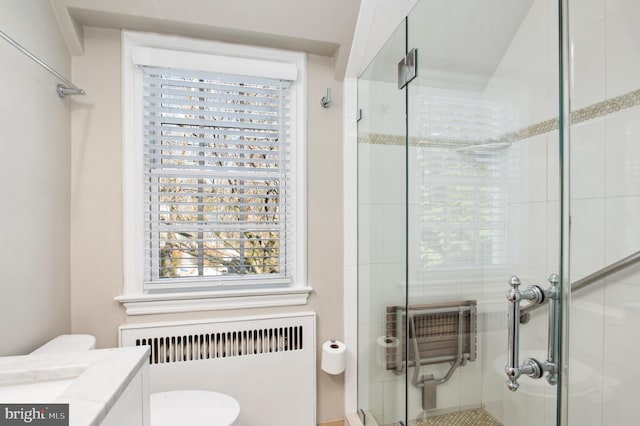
[[412, 91, 509, 275], [118, 32, 310, 314]]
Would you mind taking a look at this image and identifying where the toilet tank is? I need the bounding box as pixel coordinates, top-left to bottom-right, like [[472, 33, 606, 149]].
[[30, 334, 96, 354]]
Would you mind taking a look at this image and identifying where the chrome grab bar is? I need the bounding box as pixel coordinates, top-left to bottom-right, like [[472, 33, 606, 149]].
[[520, 249, 640, 323], [505, 274, 559, 391]]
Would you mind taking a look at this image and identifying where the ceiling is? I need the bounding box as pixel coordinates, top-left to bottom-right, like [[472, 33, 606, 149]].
[[49, 0, 362, 79], [359, 0, 535, 90]]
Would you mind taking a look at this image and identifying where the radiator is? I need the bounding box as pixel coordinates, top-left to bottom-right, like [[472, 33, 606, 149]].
[[119, 312, 316, 426]]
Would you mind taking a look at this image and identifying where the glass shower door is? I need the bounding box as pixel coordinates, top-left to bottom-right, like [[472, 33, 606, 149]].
[[357, 19, 408, 426], [357, 0, 567, 424], [404, 1, 563, 425]]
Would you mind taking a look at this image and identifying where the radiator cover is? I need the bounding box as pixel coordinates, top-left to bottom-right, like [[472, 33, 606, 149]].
[[120, 312, 316, 426]]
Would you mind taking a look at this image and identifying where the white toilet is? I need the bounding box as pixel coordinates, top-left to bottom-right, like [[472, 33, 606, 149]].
[[151, 390, 240, 426], [32, 334, 241, 426]]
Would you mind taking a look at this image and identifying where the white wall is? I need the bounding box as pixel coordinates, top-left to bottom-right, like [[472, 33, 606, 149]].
[[0, 0, 71, 356]]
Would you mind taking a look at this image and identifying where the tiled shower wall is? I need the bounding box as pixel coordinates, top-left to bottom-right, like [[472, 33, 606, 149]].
[[567, 0, 640, 424], [480, 0, 640, 424]]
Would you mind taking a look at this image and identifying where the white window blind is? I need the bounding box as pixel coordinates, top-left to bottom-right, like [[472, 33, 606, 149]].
[[414, 93, 509, 270], [142, 65, 294, 289]]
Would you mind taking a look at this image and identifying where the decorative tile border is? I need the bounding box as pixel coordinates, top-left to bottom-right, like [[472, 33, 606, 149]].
[[359, 88, 640, 147], [571, 88, 640, 123]]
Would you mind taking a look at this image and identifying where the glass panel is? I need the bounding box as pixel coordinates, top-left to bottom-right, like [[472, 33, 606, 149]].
[[568, 1, 640, 425], [406, 1, 561, 425], [357, 19, 408, 426]]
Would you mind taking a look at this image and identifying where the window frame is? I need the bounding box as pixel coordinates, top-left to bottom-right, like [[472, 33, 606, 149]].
[[117, 31, 310, 315]]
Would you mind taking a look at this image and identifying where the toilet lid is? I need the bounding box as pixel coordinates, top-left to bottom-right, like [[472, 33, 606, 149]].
[[151, 390, 240, 426]]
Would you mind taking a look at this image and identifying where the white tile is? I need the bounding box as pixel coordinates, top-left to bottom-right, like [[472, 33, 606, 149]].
[[606, 261, 640, 287], [501, 380, 546, 426], [602, 363, 640, 424], [605, 2, 640, 98], [604, 196, 640, 265], [358, 263, 383, 326], [344, 371, 358, 413], [344, 266, 358, 304], [513, 54, 553, 128], [516, 136, 548, 203], [343, 78, 358, 119], [571, 21, 606, 110], [570, 0, 605, 32], [344, 337, 358, 377], [358, 204, 383, 264], [357, 144, 373, 205], [381, 262, 406, 309], [344, 228, 358, 268], [547, 132, 561, 202], [381, 204, 406, 264], [547, 201, 561, 273], [459, 356, 483, 407], [604, 107, 640, 197], [606, 0, 634, 16], [567, 354, 603, 426], [382, 378, 404, 425], [570, 280, 605, 360], [571, 119, 606, 199], [507, 202, 548, 270], [371, 145, 406, 205], [344, 302, 358, 340], [570, 198, 605, 277], [603, 282, 640, 374], [358, 380, 383, 421], [423, 366, 461, 410]]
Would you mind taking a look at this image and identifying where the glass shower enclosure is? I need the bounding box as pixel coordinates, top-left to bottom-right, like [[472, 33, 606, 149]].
[[357, 0, 640, 425], [357, 0, 564, 424]]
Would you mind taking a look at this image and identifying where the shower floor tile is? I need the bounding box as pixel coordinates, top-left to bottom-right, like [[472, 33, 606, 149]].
[[410, 408, 502, 426]]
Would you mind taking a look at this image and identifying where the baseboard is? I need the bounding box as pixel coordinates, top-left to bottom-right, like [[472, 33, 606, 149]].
[[318, 420, 344, 426]]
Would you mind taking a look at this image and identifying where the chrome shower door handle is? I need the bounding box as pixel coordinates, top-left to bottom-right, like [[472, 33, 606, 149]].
[[505, 276, 522, 391], [505, 275, 546, 391], [505, 274, 560, 391]]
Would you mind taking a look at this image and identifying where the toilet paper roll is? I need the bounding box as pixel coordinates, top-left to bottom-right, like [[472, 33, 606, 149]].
[[321, 340, 346, 375], [376, 335, 399, 368]]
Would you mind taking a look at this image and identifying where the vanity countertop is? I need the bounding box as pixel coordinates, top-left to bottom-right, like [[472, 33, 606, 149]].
[[0, 346, 149, 426]]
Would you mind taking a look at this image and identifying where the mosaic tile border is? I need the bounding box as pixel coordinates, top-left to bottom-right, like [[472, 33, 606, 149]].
[[359, 88, 640, 147]]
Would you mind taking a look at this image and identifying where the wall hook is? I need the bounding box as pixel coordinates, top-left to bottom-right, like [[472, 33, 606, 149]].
[[321, 88, 331, 108]]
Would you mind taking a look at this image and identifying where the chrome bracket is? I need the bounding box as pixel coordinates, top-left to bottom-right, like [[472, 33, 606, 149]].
[[398, 48, 417, 89]]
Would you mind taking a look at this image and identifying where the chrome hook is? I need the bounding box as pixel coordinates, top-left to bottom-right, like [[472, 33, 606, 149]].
[[321, 88, 331, 108]]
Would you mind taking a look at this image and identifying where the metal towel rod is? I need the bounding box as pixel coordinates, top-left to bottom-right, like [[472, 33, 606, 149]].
[[520, 249, 640, 323], [0, 30, 85, 97]]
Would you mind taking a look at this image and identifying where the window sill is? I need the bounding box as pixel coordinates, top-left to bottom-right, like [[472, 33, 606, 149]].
[[115, 286, 313, 316]]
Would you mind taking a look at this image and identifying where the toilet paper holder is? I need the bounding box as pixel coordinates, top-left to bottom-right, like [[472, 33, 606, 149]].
[[321, 339, 346, 375]]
